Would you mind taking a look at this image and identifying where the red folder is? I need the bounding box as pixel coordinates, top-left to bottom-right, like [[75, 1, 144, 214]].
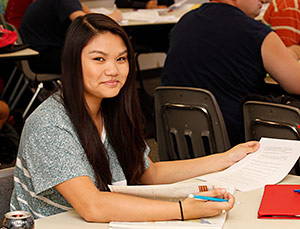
[[258, 184, 300, 219]]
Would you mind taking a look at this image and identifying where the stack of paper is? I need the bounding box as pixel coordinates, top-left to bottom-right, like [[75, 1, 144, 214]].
[[121, 10, 177, 23], [109, 213, 226, 228], [108, 181, 235, 201], [197, 138, 300, 192]]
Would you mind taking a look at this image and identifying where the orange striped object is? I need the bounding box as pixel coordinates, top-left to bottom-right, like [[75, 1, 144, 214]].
[[198, 185, 208, 192], [263, 0, 300, 46]]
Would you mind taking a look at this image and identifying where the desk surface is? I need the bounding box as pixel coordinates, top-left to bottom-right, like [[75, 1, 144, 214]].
[[35, 175, 300, 229], [0, 48, 38, 61], [84, 0, 197, 27]]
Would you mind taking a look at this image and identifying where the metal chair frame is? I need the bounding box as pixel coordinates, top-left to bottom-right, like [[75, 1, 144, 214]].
[[155, 86, 230, 161]]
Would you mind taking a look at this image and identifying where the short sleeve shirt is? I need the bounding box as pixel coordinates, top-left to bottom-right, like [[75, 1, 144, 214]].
[[162, 3, 273, 146], [263, 0, 300, 46], [19, 0, 82, 51], [10, 93, 150, 219]]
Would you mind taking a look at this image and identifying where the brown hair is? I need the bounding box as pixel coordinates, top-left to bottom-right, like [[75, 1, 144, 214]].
[[61, 14, 146, 190]]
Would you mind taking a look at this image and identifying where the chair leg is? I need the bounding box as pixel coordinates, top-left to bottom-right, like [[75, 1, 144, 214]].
[[7, 73, 25, 106], [22, 82, 44, 119], [1, 66, 18, 99], [9, 77, 30, 112]]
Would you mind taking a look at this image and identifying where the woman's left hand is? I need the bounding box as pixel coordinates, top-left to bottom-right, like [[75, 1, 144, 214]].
[[223, 141, 260, 167]]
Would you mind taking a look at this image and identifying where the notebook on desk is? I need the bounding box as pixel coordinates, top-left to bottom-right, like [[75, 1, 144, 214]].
[[258, 184, 300, 219]]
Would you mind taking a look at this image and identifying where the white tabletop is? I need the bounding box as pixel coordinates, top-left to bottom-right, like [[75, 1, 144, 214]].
[[35, 175, 300, 229], [0, 48, 38, 60]]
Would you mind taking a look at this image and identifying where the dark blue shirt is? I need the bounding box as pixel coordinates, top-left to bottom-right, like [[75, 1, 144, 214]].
[[19, 0, 82, 51], [162, 3, 273, 146]]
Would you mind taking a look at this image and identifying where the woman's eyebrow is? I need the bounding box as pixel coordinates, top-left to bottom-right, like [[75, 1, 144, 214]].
[[87, 50, 128, 56], [119, 50, 128, 56], [88, 50, 107, 55]]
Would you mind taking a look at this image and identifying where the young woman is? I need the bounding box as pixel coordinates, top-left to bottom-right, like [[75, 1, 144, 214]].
[[10, 13, 259, 222]]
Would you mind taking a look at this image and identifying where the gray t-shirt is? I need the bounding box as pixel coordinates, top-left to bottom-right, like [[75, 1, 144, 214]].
[[10, 94, 150, 219]]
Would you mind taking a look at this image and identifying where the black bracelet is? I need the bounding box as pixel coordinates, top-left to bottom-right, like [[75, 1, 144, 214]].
[[178, 200, 184, 221]]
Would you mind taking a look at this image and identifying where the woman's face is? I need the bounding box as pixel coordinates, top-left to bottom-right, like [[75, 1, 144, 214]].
[[81, 31, 129, 104]]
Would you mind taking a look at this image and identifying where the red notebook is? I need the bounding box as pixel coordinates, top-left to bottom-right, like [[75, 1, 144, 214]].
[[258, 184, 300, 219]]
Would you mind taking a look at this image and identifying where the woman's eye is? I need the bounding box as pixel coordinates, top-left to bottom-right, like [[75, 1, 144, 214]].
[[117, 56, 127, 62], [94, 57, 104, 61]]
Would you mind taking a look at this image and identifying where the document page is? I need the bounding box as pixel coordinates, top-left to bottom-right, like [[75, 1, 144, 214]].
[[197, 138, 300, 192], [109, 183, 228, 228], [109, 181, 218, 201], [109, 212, 226, 229], [121, 10, 177, 23]]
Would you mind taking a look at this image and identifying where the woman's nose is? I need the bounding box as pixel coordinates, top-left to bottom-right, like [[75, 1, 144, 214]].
[[104, 61, 119, 76]]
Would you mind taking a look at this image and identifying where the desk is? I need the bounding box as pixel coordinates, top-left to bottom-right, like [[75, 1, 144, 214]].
[[0, 48, 38, 61], [86, 3, 196, 53], [264, 76, 278, 85], [0, 48, 39, 108], [35, 175, 300, 229]]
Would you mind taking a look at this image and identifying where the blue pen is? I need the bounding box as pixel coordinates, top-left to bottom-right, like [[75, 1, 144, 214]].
[[189, 194, 228, 202], [294, 189, 300, 193]]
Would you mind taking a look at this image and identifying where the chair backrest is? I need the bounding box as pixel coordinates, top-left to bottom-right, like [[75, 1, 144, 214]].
[[243, 101, 300, 175], [243, 101, 300, 141], [154, 86, 230, 161], [0, 167, 14, 223]]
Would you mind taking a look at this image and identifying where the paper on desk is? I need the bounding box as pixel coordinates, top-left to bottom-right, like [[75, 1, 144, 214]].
[[108, 182, 228, 229], [168, 0, 187, 10], [109, 212, 226, 228], [109, 181, 235, 201], [121, 10, 177, 23], [197, 137, 300, 192], [92, 7, 114, 15]]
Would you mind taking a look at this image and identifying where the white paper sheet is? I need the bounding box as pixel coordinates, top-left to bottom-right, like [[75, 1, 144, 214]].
[[197, 137, 300, 192], [92, 7, 114, 15], [109, 212, 226, 228], [109, 181, 236, 201], [121, 10, 177, 23], [110, 181, 211, 201], [168, 0, 187, 10]]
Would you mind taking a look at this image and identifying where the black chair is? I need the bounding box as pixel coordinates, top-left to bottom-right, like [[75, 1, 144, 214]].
[[155, 86, 230, 161], [0, 21, 61, 118], [0, 167, 14, 223], [243, 100, 300, 175]]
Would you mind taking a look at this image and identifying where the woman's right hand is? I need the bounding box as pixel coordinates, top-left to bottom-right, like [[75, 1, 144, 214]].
[[181, 188, 235, 219]]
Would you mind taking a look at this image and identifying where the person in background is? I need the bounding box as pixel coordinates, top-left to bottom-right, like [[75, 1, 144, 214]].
[[0, 0, 8, 14], [19, 0, 122, 74], [162, 0, 300, 147], [115, 0, 174, 9], [4, 0, 34, 29], [262, 0, 300, 59], [0, 100, 9, 130], [10, 13, 260, 221]]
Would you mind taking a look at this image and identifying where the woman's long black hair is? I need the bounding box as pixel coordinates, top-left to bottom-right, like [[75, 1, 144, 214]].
[[61, 14, 146, 190]]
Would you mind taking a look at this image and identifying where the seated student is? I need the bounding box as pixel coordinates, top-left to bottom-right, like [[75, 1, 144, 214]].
[[116, 0, 174, 9], [4, 0, 35, 29], [262, 0, 300, 59], [0, 100, 9, 130], [19, 0, 122, 74], [162, 0, 300, 147], [10, 13, 260, 221]]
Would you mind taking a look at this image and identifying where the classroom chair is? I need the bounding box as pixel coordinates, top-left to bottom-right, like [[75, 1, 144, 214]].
[[243, 100, 300, 175], [154, 86, 231, 161], [0, 167, 14, 223], [0, 21, 61, 118]]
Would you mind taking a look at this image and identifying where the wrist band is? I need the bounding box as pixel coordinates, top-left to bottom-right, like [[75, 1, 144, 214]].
[[178, 200, 184, 221]]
